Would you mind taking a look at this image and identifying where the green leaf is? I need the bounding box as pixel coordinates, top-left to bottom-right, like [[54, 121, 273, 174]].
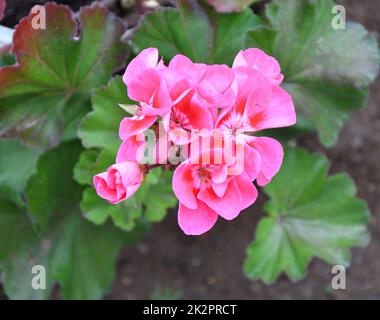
[[0, 139, 42, 202], [0, 139, 146, 299], [144, 169, 177, 222], [247, 0, 380, 147], [80, 188, 110, 225], [244, 148, 370, 284], [78, 76, 129, 153], [48, 213, 125, 300], [131, 1, 262, 64], [73, 149, 99, 185], [78, 76, 177, 230], [0, 139, 146, 300], [0, 53, 15, 67], [74, 148, 115, 186], [25, 141, 83, 231], [0, 195, 51, 300], [0, 3, 127, 148], [0, 194, 127, 300], [81, 187, 142, 230]]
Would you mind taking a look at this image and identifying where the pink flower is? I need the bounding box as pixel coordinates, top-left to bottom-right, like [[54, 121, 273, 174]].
[[167, 54, 236, 112], [172, 149, 258, 235], [120, 48, 168, 142], [208, 0, 247, 13], [117, 129, 172, 166], [93, 47, 297, 236], [119, 112, 157, 140], [233, 48, 284, 86], [116, 133, 146, 163], [216, 67, 296, 185], [123, 48, 171, 116], [93, 161, 146, 204], [162, 89, 214, 145]]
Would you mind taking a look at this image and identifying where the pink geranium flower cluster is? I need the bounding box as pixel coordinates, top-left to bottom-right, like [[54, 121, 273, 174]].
[[94, 47, 296, 235]]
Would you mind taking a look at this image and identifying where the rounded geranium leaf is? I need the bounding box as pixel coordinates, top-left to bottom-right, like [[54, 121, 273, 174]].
[[247, 0, 380, 147], [25, 141, 83, 231], [79, 76, 130, 153], [131, 2, 262, 64], [0, 139, 42, 202], [244, 148, 370, 284], [0, 194, 132, 300], [0, 3, 127, 148]]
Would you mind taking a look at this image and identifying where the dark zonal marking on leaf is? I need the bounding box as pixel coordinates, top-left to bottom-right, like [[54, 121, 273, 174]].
[[0, 3, 127, 148]]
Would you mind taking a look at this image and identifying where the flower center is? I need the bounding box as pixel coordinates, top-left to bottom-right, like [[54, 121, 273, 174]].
[[198, 167, 211, 181], [170, 108, 191, 130], [191, 166, 213, 189]]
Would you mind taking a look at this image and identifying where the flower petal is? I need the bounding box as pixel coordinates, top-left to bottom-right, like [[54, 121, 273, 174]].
[[198, 180, 242, 220], [93, 161, 144, 205], [211, 165, 227, 184], [123, 48, 159, 86], [119, 115, 157, 140], [116, 134, 146, 163], [127, 68, 161, 104], [175, 94, 214, 131], [108, 161, 144, 186], [178, 202, 218, 235], [169, 54, 206, 81], [247, 85, 296, 131], [242, 140, 262, 181], [246, 136, 284, 186], [233, 48, 284, 86], [198, 64, 235, 107], [172, 163, 198, 209], [93, 172, 121, 203], [211, 180, 229, 198], [149, 76, 172, 115], [233, 174, 258, 210]]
